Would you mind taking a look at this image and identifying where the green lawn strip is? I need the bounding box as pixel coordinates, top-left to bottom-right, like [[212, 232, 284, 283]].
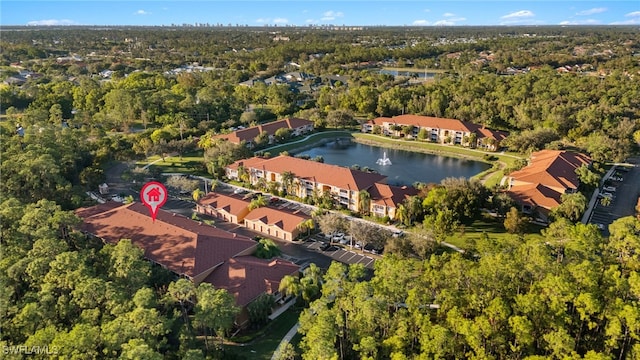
[[225, 308, 301, 359], [445, 217, 544, 249], [135, 152, 207, 175], [257, 130, 354, 155]]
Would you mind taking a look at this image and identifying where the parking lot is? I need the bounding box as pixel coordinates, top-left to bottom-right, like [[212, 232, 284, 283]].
[[302, 234, 377, 269], [589, 162, 639, 236]]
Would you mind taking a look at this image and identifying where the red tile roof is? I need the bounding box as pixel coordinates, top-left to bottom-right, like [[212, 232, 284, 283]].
[[369, 183, 418, 208], [215, 118, 313, 144], [507, 183, 562, 211], [199, 192, 250, 216], [203, 256, 299, 307], [77, 202, 256, 278], [369, 115, 509, 141], [244, 207, 310, 233], [509, 150, 591, 191], [229, 155, 387, 191]]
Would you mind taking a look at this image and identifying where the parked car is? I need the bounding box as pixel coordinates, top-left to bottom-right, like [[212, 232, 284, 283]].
[[269, 197, 280, 203], [392, 230, 404, 238], [602, 186, 616, 192], [594, 223, 605, 230], [610, 176, 624, 182], [332, 233, 345, 242], [233, 188, 244, 194], [319, 242, 331, 251], [599, 192, 615, 199]]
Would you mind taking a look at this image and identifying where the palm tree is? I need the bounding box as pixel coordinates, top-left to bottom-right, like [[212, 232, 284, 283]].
[[192, 188, 205, 202], [255, 177, 267, 192], [395, 204, 409, 226], [296, 218, 316, 237], [280, 171, 295, 195], [311, 206, 326, 219], [237, 165, 250, 184], [358, 190, 371, 215], [600, 196, 612, 207], [278, 274, 301, 299], [249, 195, 267, 210]]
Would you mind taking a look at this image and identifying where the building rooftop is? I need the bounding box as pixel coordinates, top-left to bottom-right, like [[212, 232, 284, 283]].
[[509, 150, 591, 191], [203, 256, 299, 307], [369, 183, 418, 208], [244, 207, 310, 233], [199, 192, 250, 216], [229, 155, 387, 191], [77, 202, 256, 278]]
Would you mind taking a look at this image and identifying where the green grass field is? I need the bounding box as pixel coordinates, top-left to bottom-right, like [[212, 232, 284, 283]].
[[135, 151, 207, 175], [445, 215, 545, 249], [224, 308, 301, 359]]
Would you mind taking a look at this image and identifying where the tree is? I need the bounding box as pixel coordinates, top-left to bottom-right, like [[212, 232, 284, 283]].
[[166, 175, 199, 194], [192, 188, 205, 202], [317, 213, 347, 239], [552, 192, 587, 222], [296, 218, 316, 237], [249, 195, 267, 210], [358, 190, 371, 215], [255, 238, 281, 259], [575, 165, 601, 189], [193, 283, 239, 351], [607, 216, 640, 271], [280, 171, 295, 195], [247, 293, 275, 327], [504, 207, 528, 234], [274, 127, 292, 142]]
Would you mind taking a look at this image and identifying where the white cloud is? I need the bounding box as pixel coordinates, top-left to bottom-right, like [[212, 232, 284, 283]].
[[559, 19, 601, 25], [26, 19, 77, 26], [625, 11, 640, 17], [443, 12, 455, 17], [610, 18, 640, 25], [501, 10, 534, 19], [135, 10, 150, 15], [413, 19, 430, 25], [256, 18, 268, 23], [433, 20, 455, 26], [273, 18, 288, 24], [321, 10, 344, 21], [576, 7, 606, 16]]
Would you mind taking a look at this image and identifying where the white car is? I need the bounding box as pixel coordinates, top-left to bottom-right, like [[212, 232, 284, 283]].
[[594, 223, 605, 230], [332, 233, 345, 242], [599, 192, 615, 199], [602, 186, 616, 192]]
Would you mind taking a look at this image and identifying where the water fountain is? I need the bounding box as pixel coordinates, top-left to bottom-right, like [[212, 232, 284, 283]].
[[376, 151, 392, 165]]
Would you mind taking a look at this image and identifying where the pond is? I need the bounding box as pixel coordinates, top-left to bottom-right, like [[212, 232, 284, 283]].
[[295, 141, 491, 186]]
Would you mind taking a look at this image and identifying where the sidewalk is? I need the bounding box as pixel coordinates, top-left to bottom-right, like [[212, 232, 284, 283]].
[[271, 322, 299, 360]]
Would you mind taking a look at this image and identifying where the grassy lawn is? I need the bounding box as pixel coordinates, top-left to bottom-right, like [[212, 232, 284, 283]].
[[446, 215, 545, 249], [224, 308, 301, 360], [135, 151, 208, 176]]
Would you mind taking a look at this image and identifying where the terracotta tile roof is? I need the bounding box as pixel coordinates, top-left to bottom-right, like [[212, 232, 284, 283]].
[[259, 120, 289, 135], [77, 202, 256, 278], [475, 126, 509, 142], [507, 183, 562, 211], [369, 183, 418, 208], [215, 118, 312, 144], [368, 115, 509, 140], [510, 150, 591, 191], [244, 207, 310, 233], [388, 114, 475, 133], [203, 256, 299, 307], [229, 155, 387, 191], [284, 117, 313, 128], [198, 192, 250, 216], [227, 156, 269, 171]]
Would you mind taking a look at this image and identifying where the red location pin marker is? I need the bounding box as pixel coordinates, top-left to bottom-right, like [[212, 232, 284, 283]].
[[140, 181, 168, 222]]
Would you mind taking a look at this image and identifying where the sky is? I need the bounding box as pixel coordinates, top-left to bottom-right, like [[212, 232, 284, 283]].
[[1, 1, 639, 27]]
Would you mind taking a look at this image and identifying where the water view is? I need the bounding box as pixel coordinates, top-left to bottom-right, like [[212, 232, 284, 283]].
[[296, 141, 491, 186]]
